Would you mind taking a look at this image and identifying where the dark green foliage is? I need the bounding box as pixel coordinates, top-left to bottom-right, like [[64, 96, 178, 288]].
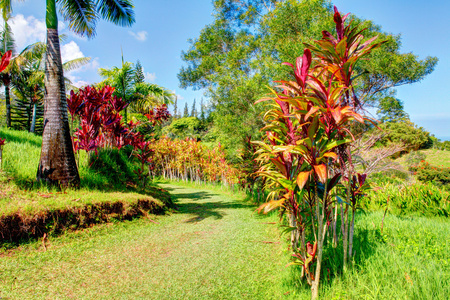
[[190, 98, 197, 117], [10, 98, 44, 134], [376, 121, 432, 152], [377, 94, 409, 122], [200, 98, 205, 121], [162, 116, 205, 139]]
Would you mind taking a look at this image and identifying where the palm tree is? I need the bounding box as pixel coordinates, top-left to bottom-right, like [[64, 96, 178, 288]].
[[99, 58, 175, 116], [131, 82, 175, 114], [98, 57, 135, 122], [1, 0, 135, 186]]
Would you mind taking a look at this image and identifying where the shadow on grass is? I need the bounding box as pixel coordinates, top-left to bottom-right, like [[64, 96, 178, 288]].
[[167, 189, 257, 223], [282, 216, 382, 295]]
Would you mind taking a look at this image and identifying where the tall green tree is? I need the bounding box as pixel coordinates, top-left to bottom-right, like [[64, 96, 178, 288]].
[[377, 92, 409, 123], [99, 56, 135, 121], [1, 0, 135, 186], [200, 97, 205, 121], [179, 0, 437, 156], [191, 98, 197, 117], [134, 59, 145, 84], [173, 97, 178, 119], [183, 102, 189, 117]]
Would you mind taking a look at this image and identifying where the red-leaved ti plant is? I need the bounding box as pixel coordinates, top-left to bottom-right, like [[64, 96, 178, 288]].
[[253, 6, 382, 299]]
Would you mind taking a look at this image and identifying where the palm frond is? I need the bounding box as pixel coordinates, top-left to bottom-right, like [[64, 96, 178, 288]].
[[57, 0, 98, 38], [96, 0, 135, 27], [0, 0, 13, 20], [63, 56, 91, 71], [0, 20, 16, 55]]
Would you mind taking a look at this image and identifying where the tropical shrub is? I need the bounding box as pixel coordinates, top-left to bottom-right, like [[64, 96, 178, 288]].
[[149, 137, 241, 185], [253, 7, 382, 299], [404, 150, 426, 166], [67, 85, 170, 186], [375, 121, 432, 153]]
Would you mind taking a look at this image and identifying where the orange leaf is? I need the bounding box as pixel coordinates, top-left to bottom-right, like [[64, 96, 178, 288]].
[[297, 170, 311, 189], [313, 164, 327, 183], [323, 152, 337, 160]]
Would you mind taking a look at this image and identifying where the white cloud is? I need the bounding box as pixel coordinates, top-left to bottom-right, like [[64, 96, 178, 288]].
[[128, 30, 148, 41], [65, 57, 99, 89], [9, 14, 46, 50], [61, 41, 84, 63], [173, 91, 184, 100], [145, 72, 156, 82]]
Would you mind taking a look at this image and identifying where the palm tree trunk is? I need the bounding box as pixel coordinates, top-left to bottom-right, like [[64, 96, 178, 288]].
[[5, 82, 11, 128], [30, 102, 37, 133], [37, 0, 80, 187]]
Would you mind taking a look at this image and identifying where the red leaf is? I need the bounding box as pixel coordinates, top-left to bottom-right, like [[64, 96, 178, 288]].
[[0, 50, 12, 73]]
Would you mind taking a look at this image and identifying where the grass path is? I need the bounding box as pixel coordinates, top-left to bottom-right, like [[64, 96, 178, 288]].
[[0, 184, 294, 299]]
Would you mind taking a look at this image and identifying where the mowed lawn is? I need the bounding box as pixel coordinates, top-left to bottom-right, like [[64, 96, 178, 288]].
[[1, 183, 449, 299], [0, 184, 289, 299]]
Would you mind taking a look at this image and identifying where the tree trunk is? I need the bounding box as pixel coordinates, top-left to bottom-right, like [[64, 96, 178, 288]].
[[37, 0, 80, 187], [5, 82, 11, 128], [30, 103, 37, 133]]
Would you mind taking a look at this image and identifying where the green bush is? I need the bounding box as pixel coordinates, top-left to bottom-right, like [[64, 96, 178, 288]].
[[376, 121, 432, 152]]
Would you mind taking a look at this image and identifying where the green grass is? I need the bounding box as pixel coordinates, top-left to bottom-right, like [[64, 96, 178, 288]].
[[1, 183, 449, 299], [396, 148, 450, 169], [1, 128, 449, 298], [0, 128, 172, 213], [0, 184, 287, 299], [0, 128, 172, 247], [420, 149, 450, 168]]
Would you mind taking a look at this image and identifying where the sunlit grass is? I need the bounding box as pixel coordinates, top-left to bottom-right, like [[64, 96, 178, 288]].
[[0, 183, 448, 299]]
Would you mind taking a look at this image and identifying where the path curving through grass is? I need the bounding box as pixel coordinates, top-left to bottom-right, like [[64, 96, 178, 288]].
[[0, 184, 293, 299]]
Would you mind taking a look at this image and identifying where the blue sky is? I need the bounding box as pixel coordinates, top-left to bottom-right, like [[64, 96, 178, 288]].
[[7, 0, 450, 140]]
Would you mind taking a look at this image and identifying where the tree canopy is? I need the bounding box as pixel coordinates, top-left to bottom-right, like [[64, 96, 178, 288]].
[[178, 0, 437, 156]]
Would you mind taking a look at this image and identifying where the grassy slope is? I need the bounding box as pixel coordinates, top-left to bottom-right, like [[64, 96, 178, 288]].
[[0, 127, 169, 212], [1, 182, 449, 299], [396, 148, 450, 168], [0, 127, 172, 246], [420, 149, 450, 167]]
